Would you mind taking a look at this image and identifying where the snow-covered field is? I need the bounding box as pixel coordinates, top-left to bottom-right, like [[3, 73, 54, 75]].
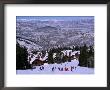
[[16, 61, 94, 74]]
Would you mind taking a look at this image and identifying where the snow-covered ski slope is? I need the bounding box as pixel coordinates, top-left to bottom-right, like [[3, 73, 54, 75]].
[[16, 61, 94, 74]]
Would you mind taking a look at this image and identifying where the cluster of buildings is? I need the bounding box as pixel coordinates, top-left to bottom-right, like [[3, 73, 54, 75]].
[[28, 50, 80, 66]]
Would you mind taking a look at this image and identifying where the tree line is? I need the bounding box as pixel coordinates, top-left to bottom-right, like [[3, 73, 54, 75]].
[[16, 43, 94, 70]]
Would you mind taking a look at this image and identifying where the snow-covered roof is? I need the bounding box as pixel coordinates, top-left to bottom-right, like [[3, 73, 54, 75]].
[[61, 50, 80, 56]]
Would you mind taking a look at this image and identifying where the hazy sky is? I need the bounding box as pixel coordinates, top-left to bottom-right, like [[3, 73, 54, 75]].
[[16, 16, 94, 21]]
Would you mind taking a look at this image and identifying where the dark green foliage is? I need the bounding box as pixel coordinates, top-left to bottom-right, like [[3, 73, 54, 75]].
[[48, 47, 66, 64], [41, 50, 46, 58], [31, 50, 38, 54], [79, 44, 88, 67], [87, 46, 94, 68], [88, 46, 94, 56], [55, 52, 63, 64], [16, 43, 32, 70], [48, 50, 54, 64], [75, 45, 80, 51], [72, 46, 75, 52], [79, 44, 94, 68], [47, 44, 94, 67], [87, 56, 94, 68], [62, 55, 69, 62]]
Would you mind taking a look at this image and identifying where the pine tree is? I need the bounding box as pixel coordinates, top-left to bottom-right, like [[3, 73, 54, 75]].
[[88, 46, 94, 56], [16, 43, 32, 70], [48, 50, 54, 64], [87, 46, 94, 68], [79, 44, 88, 67], [75, 45, 80, 51], [72, 45, 75, 52]]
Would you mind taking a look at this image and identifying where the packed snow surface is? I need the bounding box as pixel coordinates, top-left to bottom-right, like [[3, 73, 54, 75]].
[[16, 60, 94, 74]]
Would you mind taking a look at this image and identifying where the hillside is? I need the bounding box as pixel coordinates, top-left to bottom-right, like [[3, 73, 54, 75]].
[[16, 18, 94, 51]]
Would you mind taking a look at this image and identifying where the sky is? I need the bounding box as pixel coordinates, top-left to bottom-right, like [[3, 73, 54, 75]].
[[16, 16, 94, 21]]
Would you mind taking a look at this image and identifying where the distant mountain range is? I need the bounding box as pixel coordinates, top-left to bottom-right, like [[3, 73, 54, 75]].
[[16, 18, 94, 51]]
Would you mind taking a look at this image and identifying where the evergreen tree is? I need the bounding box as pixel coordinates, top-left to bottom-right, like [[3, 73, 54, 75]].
[[16, 43, 32, 70], [79, 44, 94, 68], [62, 55, 68, 63], [87, 56, 94, 68], [72, 45, 75, 52], [41, 50, 46, 58], [87, 46, 94, 68], [48, 50, 54, 64], [79, 44, 88, 67], [75, 45, 80, 51], [88, 46, 94, 56]]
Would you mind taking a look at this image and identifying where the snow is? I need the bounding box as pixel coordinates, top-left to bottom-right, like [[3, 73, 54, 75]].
[[17, 39, 43, 51], [44, 63, 48, 65], [16, 60, 94, 74], [42, 52, 48, 61], [30, 57, 36, 64], [53, 53, 57, 58], [71, 59, 79, 67], [61, 50, 80, 56]]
